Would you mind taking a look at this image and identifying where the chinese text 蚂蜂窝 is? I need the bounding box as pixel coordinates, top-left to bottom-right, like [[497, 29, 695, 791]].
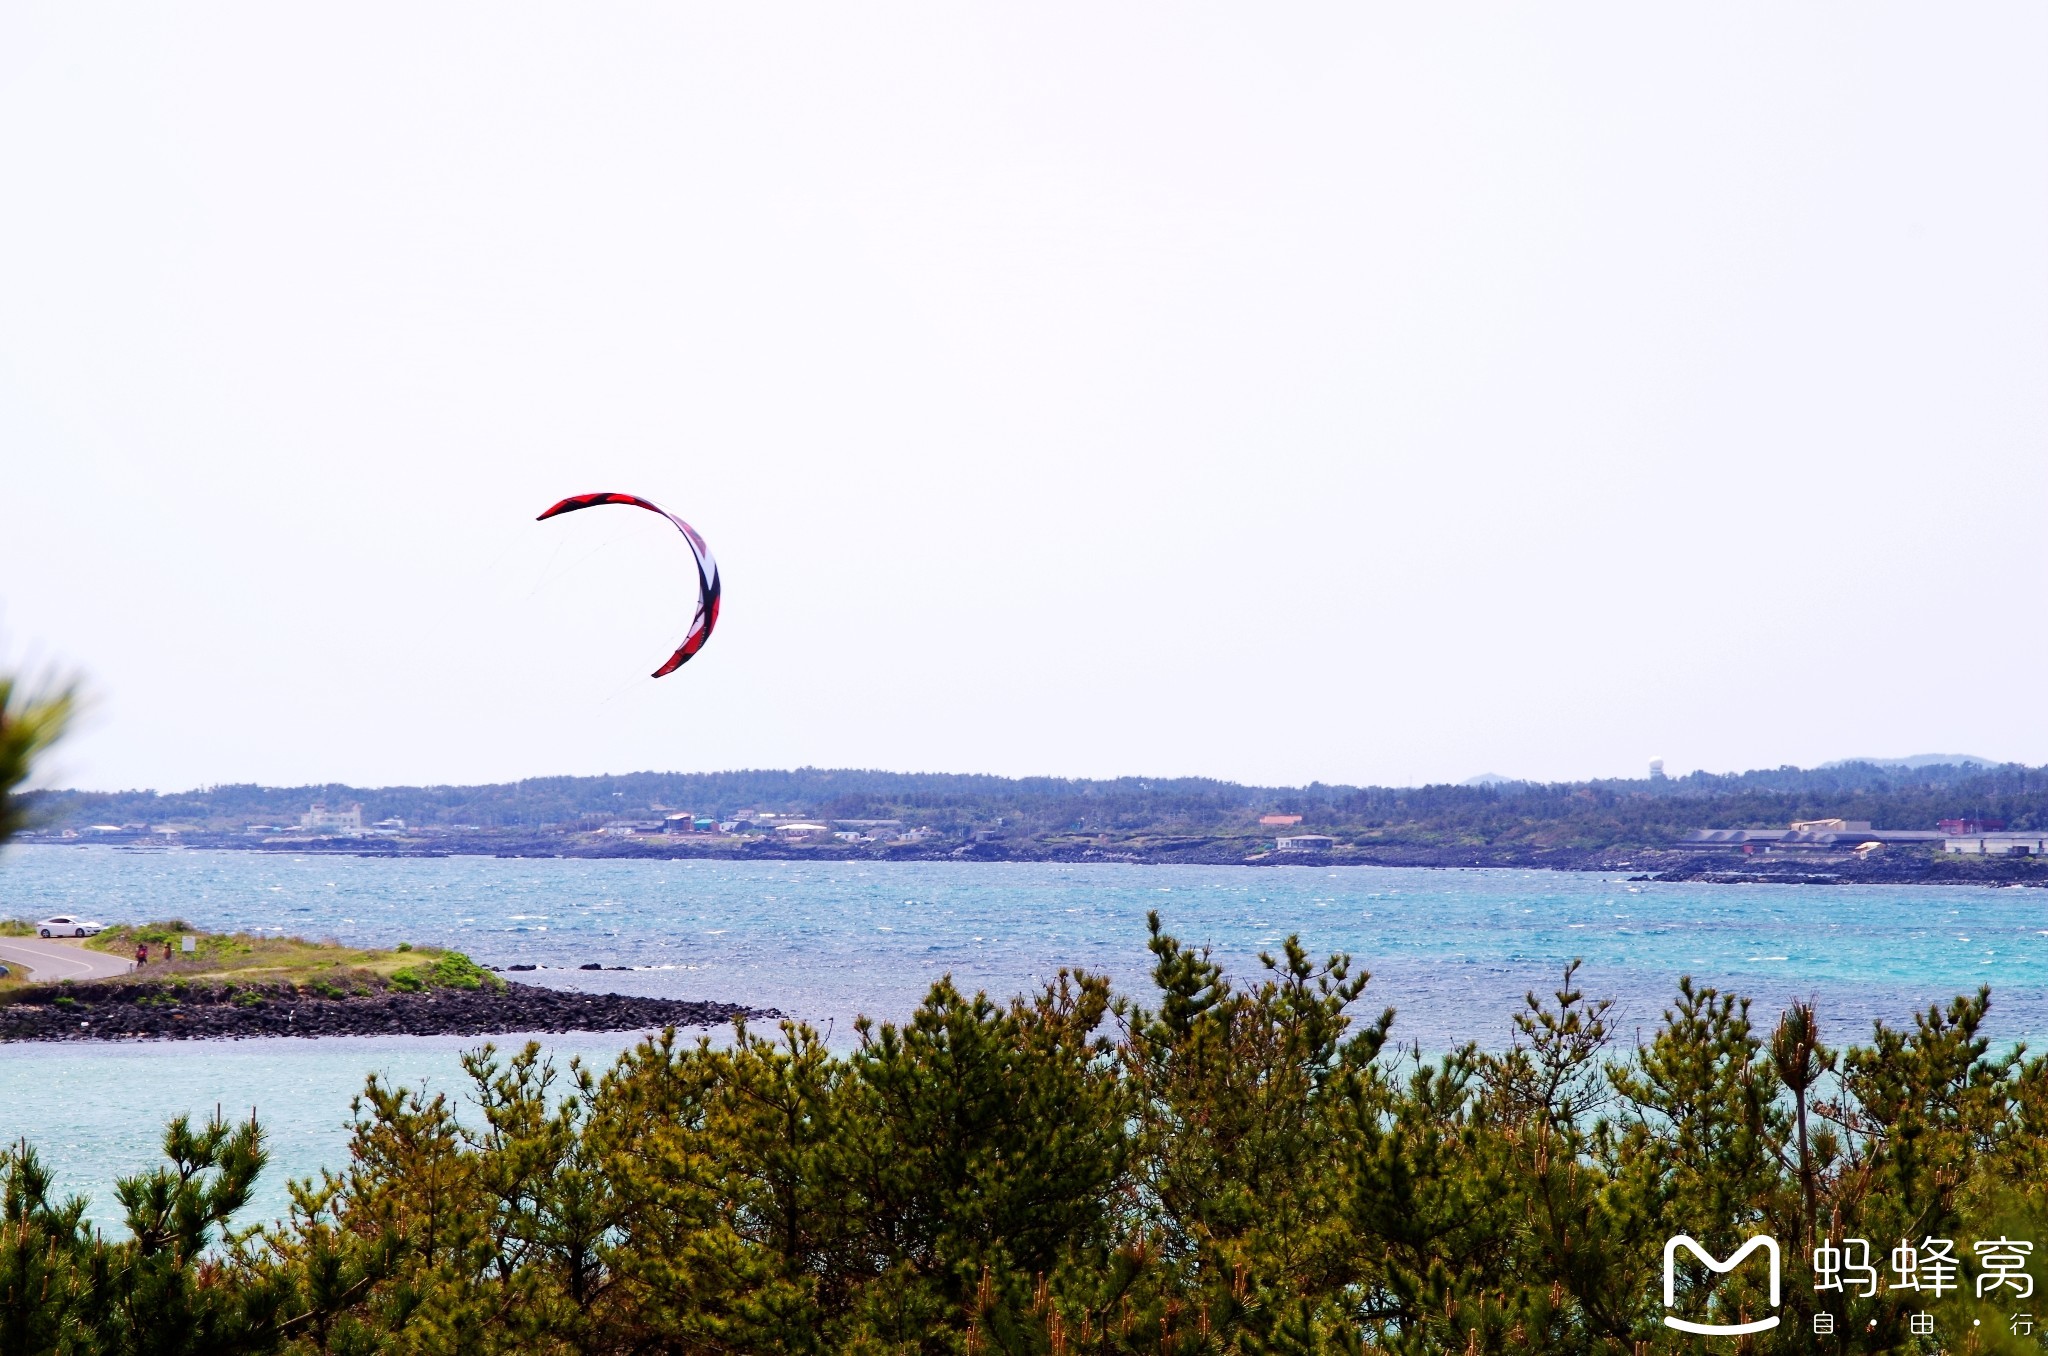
[[1811, 1237, 2034, 1300]]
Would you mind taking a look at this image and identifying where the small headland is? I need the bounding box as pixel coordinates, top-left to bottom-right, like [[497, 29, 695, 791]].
[[0, 921, 769, 1043]]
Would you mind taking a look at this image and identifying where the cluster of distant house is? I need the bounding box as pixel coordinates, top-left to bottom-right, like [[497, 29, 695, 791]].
[[1681, 817, 2048, 857], [48, 804, 958, 846], [1258, 814, 1336, 852], [240, 804, 407, 838], [59, 802, 403, 841], [586, 811, 941, 847]]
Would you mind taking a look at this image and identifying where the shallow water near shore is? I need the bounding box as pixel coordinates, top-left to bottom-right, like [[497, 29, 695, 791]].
[[4, 844, 2046, 1225]]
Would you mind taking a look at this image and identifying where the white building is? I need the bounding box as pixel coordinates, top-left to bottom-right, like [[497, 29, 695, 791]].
[[1275, 834, 1335, 853], [1944, 833, 2048, 856], [299, 803, 363, 836]]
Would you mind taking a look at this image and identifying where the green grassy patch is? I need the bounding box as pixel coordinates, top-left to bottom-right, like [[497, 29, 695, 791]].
[[381, 952, 502, 994], [0, 921, 504, 1001], [85, 922, 459, 982], [426, 951, 497, 990]]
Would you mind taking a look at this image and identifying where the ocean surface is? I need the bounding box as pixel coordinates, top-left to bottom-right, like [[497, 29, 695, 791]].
[[3, 844, 2045, 1226]]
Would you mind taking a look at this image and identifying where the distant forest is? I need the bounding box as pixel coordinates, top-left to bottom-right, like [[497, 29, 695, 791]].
[[25, 760, 2048, 851]]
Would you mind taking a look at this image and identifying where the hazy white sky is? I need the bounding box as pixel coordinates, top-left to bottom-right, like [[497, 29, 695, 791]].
[[3, 5, 2044, 793]]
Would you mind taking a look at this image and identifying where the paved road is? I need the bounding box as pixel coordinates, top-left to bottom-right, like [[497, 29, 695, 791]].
[[0, 936, 134, 982]]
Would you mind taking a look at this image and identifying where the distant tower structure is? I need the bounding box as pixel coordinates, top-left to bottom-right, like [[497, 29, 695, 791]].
[[1649, 758, 1667, 781]]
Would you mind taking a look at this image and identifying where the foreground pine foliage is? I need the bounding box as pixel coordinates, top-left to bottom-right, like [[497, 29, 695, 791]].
[[6, 913, 2047, 1355]]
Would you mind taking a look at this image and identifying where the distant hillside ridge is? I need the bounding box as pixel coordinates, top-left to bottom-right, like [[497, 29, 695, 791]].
[[1822, 753, 1999, 771], [23, 759, 2048, 851]]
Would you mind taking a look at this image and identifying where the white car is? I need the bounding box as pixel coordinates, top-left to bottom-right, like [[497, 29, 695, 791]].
[[36, 916, 104, 938]]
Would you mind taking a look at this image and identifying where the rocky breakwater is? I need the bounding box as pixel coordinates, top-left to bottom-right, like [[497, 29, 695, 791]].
[[0, 977, 772, 1043]]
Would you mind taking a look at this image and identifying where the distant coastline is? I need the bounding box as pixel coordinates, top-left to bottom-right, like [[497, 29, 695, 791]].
[[15, 832, 2048, 887], [22, 758, 2048, 887]]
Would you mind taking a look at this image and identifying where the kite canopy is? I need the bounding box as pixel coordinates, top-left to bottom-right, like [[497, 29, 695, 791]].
[[536, 492, 721, 677]]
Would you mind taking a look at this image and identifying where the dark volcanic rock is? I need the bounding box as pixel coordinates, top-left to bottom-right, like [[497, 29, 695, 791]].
[[0, 980, 771, 1044]]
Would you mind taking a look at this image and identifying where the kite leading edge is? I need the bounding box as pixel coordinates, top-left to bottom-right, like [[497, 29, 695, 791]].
[[536, 492, 721, 677]]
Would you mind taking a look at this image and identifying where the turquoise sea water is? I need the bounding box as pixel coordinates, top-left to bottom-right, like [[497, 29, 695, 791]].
[[3, 844, 2045, 1225]]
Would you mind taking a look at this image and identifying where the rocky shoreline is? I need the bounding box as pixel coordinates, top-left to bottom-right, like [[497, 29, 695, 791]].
[[0, 978, 772, 1044]]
